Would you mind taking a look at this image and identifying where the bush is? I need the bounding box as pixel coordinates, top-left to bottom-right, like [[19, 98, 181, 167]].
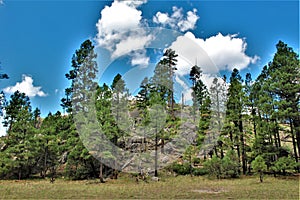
[[203, 150, 240, 179], [192, 167, 208, 176], [203, 156, 222, 179], [193, 157, 201, 165], [171, 163, 191, 175], [252, 155, 267, 182], [221, 150, 240, 178], [169, 162, 208, 176], [273, 156, 298, 175]]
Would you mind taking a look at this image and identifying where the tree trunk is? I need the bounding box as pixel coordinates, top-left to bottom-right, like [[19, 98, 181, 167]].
[[259, 172, 263, 183], [229, 131, 234, 150], [43, 140, 48, 178], [220, 142, 224, 159], [293, 119, 300, 160], [99, 160, 105, 183], [154, 129, 158, 177], [275, 121, 281, 148], [289, 118, 299, 172], [161, 139, 165, 154], [239, 120, 247, 175], [214, 146, 218, 157], [252, 107, 257, 138], [189, 154, 193, 177], [170, 65, 175, 119], [90, 160, 97, 178], [18, 168, 22, 180]]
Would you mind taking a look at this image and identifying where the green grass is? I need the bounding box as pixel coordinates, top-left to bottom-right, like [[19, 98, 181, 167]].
[[0, 175, 299, 199]]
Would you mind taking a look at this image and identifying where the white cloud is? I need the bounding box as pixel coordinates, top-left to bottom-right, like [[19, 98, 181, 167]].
[[0, 1, 3, 5], [169, 32, 259, 76], [0, 116, 7, 136], [96, 0, 151, 67], [153, 7, 199, 32], [154, 12, 169, 24], [4, 75, 47, 97], [131, 51, 150, 67], [121, 0, 147, 7], [112, 34, 153, 59]]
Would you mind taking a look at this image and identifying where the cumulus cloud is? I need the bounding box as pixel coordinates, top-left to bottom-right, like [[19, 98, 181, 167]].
[[153, 7, 199, 32], [0, 117, 7, 136], [4, 75, 47, 97], [169, 31, 259, 76], [96, 0, 151, 67], [112, 34, 153, 59], [131, 51, 150, 67]]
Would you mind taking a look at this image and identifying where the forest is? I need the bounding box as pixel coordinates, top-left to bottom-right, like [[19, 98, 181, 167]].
[[0, 39, 299, 185]]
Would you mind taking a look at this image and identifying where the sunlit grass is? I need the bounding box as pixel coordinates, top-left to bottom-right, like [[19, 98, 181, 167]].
[[0, 175, 299, 199]]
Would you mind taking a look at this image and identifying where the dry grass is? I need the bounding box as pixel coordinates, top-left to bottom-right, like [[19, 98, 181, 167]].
[[0, 175, 299, 199]]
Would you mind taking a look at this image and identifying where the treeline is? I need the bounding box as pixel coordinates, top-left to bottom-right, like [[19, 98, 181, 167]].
[[0, 40, 299, 182]]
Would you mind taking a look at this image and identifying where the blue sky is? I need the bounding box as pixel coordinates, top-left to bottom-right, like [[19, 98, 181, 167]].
[[0, 0, 299, 135]]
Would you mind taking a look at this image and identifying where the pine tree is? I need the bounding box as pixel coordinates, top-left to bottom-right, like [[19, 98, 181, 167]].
[[111, 74, 132, 144], [110, 74, 132, 179], [136, 77, 150, 110], [225, 68, 246, 174], [251, 66, 279, 168], [1, 91, 37, 179], [150, 61, 170, 103], [189, 65, 213, 158], [209, 77, 227, 158], [268, 41, 300, 166], [189, 65, 202, 121], [62, 39, 100, 180], [95, 83, 116, 182], [252, 155, 267, 182], [36, 112, 60, 179], [61, 39, 97, 114], [148, 92, 167, 177], [160, 49, 178, 119]]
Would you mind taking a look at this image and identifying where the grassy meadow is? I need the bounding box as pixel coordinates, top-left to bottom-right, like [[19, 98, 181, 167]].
[[0, 175, 299, 199]]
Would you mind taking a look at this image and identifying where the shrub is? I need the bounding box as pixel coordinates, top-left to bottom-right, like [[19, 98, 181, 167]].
[[171, 163, 191, 175], [221, 150, 240, 178], [203, 152, 240, 179], [273, 156, 298, 175], [252, 155, 267, 182], [192, 167, 208, 176], [203, 155, 222, 179]]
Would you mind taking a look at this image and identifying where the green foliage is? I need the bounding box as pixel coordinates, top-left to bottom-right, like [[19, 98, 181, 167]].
[[273, 156, 298, 174], [111, 74, 132, 143], [252, 155, 267, 182], [1, 40, 299, 183], [169, 161, 209, 176], [61, 39, 100, 180], [203, 150, 240, 179], [203, 155, 222, 179], [192, 167, 209, 176], [252, 155, 267, 172], [0, 91, 39, 179], [221, 150, 240, 178], [171, 163, 191, 175]]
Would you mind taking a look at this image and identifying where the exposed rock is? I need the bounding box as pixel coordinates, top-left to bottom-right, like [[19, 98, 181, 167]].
[[0, 143, 7, 151], [59, 151, 68, 164], [151, 176, 160, 182]]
